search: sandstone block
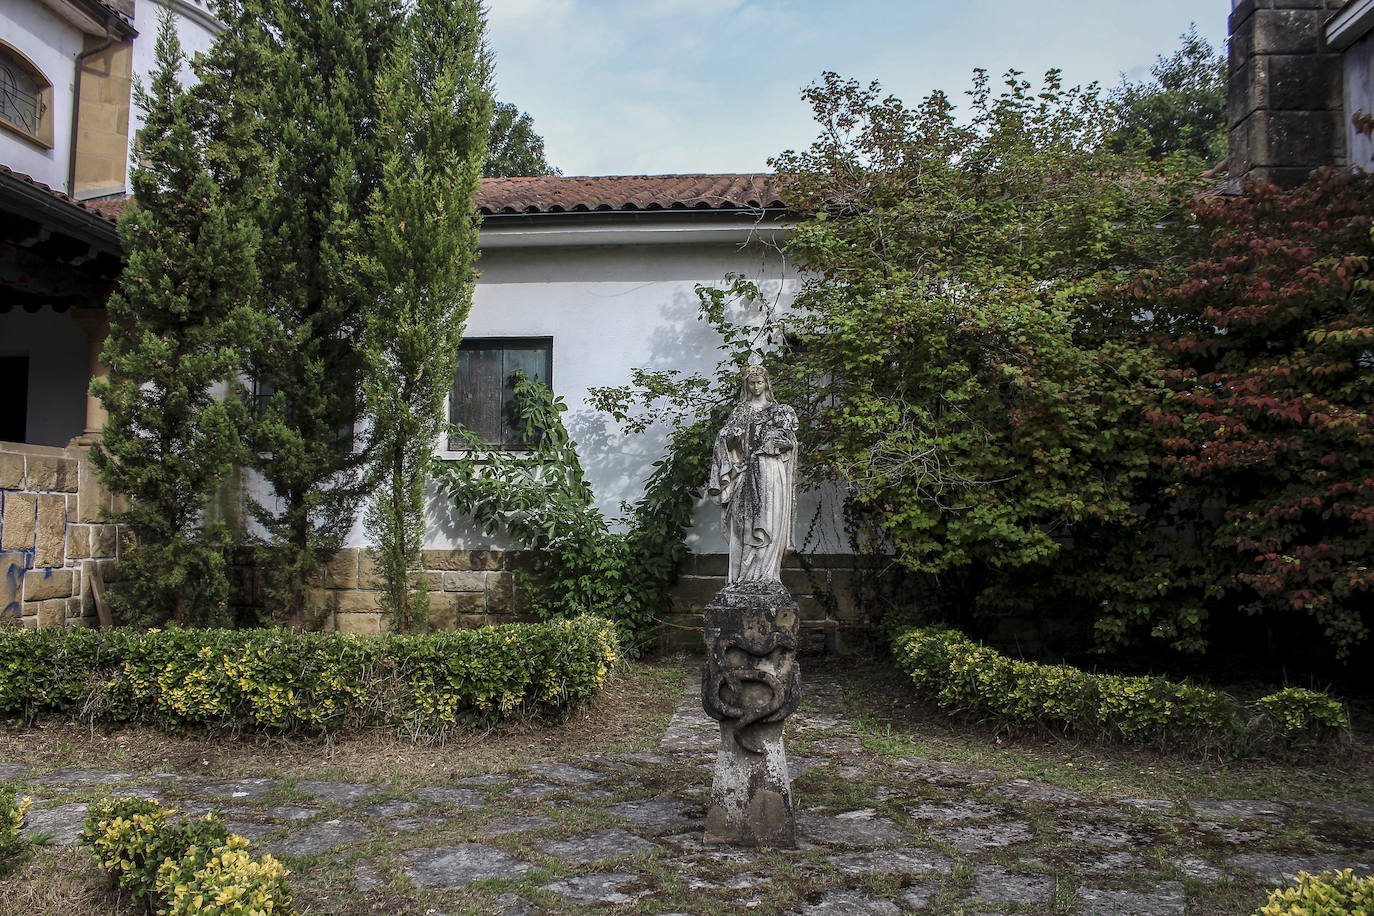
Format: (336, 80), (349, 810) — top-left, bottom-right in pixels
(91, 525), (117, 558)
(423, 549), (471, 571)
(67, 524), (91, 560)
(333, 589), (383, 613)
(76, 462), (110, 523)
(672, 575), (725, 608)
(34, 494), (67, 568)
(25, 568), (74, 601)
(470, 550), (503, 571)
(54, 459), (79, 493)
(0, 551), (24, 620)
(1, 493), (36, 550)
(0, 453), (24, 489)
(442, 570), (486, 592)
(423, 570), (443, 591)
(695, 554), (729, 577)
(486, 574), (513, 615)
(26, 457), (61, 490)
(358, 552), (382, 589)
(427, 593), (460, 630)
(780, 567), (819, 596)
(324, 549), (359, 589)
(335, 612), (380, 636)
(797, 595), (828, 622)
(458, 614), (488, 629)
(37, 599), (66, 628)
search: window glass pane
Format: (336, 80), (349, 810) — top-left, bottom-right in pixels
(0, 56), (41, 136)
(500, 346), (551, 448)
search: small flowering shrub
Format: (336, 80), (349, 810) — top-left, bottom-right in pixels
(1255, 869), (1374, 915)
(892, 626), (1346, 754)
(83, 797), (292, 915)
(0, 616), (618, 738)
(0, 787), (34, 865)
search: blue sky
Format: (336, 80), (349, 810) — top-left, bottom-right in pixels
(484, 0), (1231, 176)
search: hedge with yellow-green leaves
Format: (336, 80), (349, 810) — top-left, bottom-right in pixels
(891, 626), (1348, 754)
(0, 616), (618, 737)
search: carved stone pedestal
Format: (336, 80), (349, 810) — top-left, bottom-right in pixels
(701, 580), (801, 847)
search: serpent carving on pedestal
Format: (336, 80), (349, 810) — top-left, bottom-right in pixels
(702, 620), (800, 754)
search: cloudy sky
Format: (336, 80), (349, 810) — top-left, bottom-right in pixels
(484, 0), (1231, 177)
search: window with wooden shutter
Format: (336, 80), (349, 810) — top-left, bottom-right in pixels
(448, 338), (552, 449)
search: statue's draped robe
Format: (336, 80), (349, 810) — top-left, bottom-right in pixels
(708, 402), (799, 582)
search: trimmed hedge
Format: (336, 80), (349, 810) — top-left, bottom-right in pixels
(1255, 869), (1374, 915)
(83, 796), (294, 916)
(891, 626), (1349, 754)
(0, 616), (618, 737)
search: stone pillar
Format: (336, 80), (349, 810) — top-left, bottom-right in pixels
(1228, 0), (1345, 188)
(68, 308), (110, 446)
(701, 581), (801, 847)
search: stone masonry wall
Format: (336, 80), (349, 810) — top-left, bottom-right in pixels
(660, 553), (886, 656)
(0, 441), (121, 628)
(1228, 0), (1346, 187)
(242, 547), (882, 654)
(230, 548), (536, 637)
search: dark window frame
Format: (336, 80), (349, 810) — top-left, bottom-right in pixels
(447, 337), (553, 451)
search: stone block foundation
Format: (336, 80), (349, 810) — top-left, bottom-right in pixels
(0, 441), (117, 628)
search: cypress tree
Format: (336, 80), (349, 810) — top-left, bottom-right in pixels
(236, 0), (404, 626)
(91, 10), (259, 626)
(361, 0), (492, 630)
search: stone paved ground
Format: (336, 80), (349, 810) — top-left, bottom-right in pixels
(6, 670), (1373, 915)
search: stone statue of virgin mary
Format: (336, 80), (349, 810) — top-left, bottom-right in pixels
(707, 365), (798, 584)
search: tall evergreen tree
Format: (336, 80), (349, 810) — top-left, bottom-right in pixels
(92, 10), (259, 626)
(485, 101), (558, 177)
(362, 0), (492, 630)
(233, 0), (405, 626)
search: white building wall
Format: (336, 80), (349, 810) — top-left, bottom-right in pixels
(0, 1), (83, 189)
(332, 225), (851, 557)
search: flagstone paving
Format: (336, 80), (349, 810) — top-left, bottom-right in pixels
(6, 671), (1373, 914)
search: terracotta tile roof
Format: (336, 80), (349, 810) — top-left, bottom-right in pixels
(0, 165), (120, 225)
(475, 174), (786, 215)
(87, 196), (131, 220)
(21, 174), (785, 228)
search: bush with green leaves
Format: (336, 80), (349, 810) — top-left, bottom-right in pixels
(1255, 869), (1373, 916)
(0, 788), (33, 866)
(892, 626), (1347, 754)
(82, 796), (293, 916)
(1251, 687), (1351, 745)
(0, 617), (618, 737)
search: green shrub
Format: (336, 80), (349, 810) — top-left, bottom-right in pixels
(0, 616), (619, 738)
(0, 787), (33, 865)
(156, 833), (294, 916)
(891, 626), (1345, 754)
(1252, 687), (1351, 745)
(1255, 869), (1374, 915)
(83, 796), (293, 915)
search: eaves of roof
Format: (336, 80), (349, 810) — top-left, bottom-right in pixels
(0, 165), (122, 256)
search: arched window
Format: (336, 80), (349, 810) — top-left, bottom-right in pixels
(0, 42), (54, 149)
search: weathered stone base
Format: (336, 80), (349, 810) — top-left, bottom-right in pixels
(702, 581), (800, 847)
(704, 720), (795, 847)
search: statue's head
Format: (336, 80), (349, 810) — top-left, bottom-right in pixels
(738, 364), (775, 403)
